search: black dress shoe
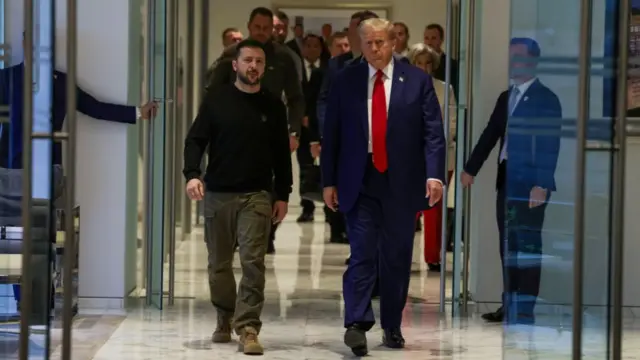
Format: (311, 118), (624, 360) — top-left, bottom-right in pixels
(427, 263), (441, 272)
(344, 325), (368, 356)
(481, 306), (504, 322)
(382, 328), (405, 349)
(296, 212), (315, 223)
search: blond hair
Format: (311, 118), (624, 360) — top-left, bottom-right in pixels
(358, 18), (395, 39)
(406, 43), (441, 70)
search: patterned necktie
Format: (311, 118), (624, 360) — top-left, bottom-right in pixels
(372, 70), (388, 172)
(500, 86), (520, 162)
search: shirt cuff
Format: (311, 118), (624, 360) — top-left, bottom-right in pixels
(427, 178), (443, 185)
(136, 107), (142, 120)
(309, 141), (320, 145)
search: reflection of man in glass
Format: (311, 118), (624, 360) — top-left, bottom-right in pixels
(460, 37), (562, 324)
(0, 32), (157, 168)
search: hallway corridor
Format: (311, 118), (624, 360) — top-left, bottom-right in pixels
(50, 210), (640, 359)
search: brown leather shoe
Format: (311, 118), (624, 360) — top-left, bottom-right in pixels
(238, 326), (264, 355)
(211, 313), (232, 343)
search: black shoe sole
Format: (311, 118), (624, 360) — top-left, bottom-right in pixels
(344, 329), (368, 356)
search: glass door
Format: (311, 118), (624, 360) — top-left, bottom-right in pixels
(12, 0), (60, 358)
(143, 0), (177, 309)
(449, 0), (477, 317)
(502, 0), (622, 358)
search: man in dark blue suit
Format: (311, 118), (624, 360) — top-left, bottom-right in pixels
(0, 63), (157, 168)
(461, 37), (562, 324)
(321, 18), (446, 355)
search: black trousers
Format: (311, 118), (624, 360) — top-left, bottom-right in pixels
(296, 128), (316, 214)
(496, 161), (547, 317)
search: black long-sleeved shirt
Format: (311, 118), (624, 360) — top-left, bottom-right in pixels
(183, 84), (293, 202)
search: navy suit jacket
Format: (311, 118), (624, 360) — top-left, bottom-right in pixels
(464, 79), (562, 191)
(0, 63), (137, 168)
(321, 59), (446, 213)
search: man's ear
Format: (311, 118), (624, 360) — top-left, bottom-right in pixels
(232, 59), (238, 72)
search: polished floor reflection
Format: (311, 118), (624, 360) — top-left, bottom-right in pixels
(14, 209), (640, 359)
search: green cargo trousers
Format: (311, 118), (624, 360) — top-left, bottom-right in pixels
(204, 191), (272, 334)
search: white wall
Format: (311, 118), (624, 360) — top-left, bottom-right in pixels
(57, 0), (133, 309)
(469, 0), (640, 313)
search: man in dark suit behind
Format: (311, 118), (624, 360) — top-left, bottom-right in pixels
(424, 23), (459, 94)
(316, 10), (379, 248)
(321, 18), (446, 355)
(296, 33), (326, 222)
(461, 37), (562, 325)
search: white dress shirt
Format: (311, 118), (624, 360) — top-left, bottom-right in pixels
(499, 77), (537, 162)
(303, 58), (321, 81)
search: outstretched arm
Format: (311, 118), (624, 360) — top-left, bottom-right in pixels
(54, 71), (139, 124)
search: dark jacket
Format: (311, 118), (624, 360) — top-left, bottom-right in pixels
(204, 41), (305, 135)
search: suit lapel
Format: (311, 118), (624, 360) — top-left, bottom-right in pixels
(388, 59), (405, 130)
(355, 62), (369, 137)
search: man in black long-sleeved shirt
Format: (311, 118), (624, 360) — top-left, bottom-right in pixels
(183, 39), (292, 356)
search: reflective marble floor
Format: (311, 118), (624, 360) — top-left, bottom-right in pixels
(14, 209), (640, 359)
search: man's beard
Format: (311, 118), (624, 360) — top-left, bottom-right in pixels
(237, 71), (261, 86)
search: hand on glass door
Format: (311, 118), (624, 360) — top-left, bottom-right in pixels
(139, 101), (159, 120)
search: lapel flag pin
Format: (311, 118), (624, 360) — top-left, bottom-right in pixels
(524, 96), (529, 101)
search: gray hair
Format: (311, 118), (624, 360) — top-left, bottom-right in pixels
(358, 18), (395, 39)
(406, 43), (440, 70)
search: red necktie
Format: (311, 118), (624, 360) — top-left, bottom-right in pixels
(372, 70), (388, 172)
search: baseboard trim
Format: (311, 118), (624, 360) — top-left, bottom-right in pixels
(78, 297), (126, 315)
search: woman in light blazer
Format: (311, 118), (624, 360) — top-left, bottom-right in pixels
(407, 43), (457, 271)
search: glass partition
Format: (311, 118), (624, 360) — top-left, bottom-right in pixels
(503, 0), (619, 358)
(0, 0), (57, 358)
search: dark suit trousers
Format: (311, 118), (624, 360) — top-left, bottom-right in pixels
(496, 161), (546, 319)
(343, 158), (415, 330)
(296, 127), (315, 214)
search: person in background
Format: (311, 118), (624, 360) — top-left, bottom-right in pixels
(321, 23), (333, 41)
(222, 27), (243, 48)
(423, 23), (459, 93)
(183, 39), (292, 355)
(287, 23), (305, 57)
(461, 37), (561, 324)
(321, 18), (446, 355)
(273, 11), (303, 82)
(393, 22), (410, 57)
(328, 31), (350, 58)
(407, 43), (457, 272)
(296, 33), (326, 223)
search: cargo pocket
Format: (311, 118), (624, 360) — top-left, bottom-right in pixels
(237, 192), (272, 250)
